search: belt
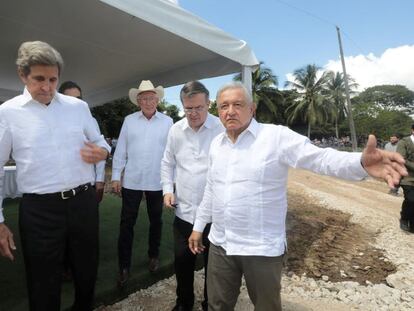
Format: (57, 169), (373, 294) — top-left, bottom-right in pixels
(24, 183), (92, 200)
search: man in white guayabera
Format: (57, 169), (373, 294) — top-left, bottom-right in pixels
(112, 80), (173, 286)
(188, 81), (407, 311)
(161, 81), (223, 311)
(0, 41), (110, 311)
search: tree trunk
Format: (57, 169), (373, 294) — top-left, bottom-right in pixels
(335, 117), (339, 139)
(307, 122), (311, 138)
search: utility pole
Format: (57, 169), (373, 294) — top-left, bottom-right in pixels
(336, 26), (357, 151)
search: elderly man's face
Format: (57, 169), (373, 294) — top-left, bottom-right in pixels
(217, 88), (254, 137)
(183, 93), (209, 131)
(137, 91), (158, 117)
(19, 65), (59, 104)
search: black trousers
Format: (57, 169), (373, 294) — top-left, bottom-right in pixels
(63, 186), (98, 275)
(118, 188), (163, 270)
(401, 185), (414, 221)
(19, 187), (99, 311)
(173, 216), (210, 309)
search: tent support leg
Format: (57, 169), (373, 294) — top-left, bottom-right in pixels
(241, 66), (253, 96)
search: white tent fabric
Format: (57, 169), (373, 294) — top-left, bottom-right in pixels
(0, 0), (258, 107)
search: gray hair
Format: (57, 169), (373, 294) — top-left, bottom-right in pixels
(216, 81), (253, 106)
(16, 41), (64, 76)
(180, 80), (209, 103)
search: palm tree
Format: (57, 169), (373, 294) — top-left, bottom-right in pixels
(285, 64), (330, 138)
(234, 62), (284, 123)
(324, 71), (358, 138)
(158, 99), (182, 123)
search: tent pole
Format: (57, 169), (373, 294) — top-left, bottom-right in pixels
(241, 66), (253, 95)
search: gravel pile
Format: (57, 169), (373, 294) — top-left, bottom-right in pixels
(98, 270), (414, 311)
(282, 273), (414, 311)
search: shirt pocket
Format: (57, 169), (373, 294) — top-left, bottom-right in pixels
(65, 126), (85, 149)
(13, 124), (50, 151)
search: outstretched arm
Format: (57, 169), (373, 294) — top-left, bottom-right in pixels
(361, 135), (407, 188)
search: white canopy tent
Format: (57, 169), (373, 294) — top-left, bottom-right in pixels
(0, 0), (258, 107)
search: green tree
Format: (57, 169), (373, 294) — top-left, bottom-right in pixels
(324, 71), (358, 138)
(91, 97), (137, 138)
(349, 102), (412, 141)
(209, 100), (218, 117)
(285, 64), (330, 137)
(233, 62), (284, 123)
(158, 99), (182, 122)
(163, 103), (182, 123)
(354, 85), (414, 114)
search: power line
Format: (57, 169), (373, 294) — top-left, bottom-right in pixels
(340, 29), (369, 57)
(274, 0), (335, 27)
(274, 0), (369, 57)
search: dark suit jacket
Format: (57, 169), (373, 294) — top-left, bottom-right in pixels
(397, 136), (414, 186)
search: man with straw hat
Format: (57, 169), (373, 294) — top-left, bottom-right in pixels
(112, 80), (173, 287)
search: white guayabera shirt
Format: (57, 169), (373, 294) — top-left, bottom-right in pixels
(112, 111), (173, 191)
(91, 117), (106, 183)
(0, 89), (111, 222)
(160, 113), (224, 224)
(193, 119), (368, 257)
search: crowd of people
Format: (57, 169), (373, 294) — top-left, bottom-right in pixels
(0, 41), (410, 311)
(311, 136), (352, 148)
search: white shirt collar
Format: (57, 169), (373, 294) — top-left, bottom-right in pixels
(137, 110), (161, 120)
(220, 118), (258, 144)
(21, 87), (59, 107)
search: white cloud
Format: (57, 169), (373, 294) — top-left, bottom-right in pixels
(165, 0), (179, 5)
(324, 45), (414, 92)
(284, 45), (414, 92)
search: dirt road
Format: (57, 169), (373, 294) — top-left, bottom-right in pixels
(282, 169), (414, 311)
(288, 168), (402, 229)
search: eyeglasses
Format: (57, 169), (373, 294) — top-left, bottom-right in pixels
(138, 96), (157, 103)
(183, 106), (205, 114)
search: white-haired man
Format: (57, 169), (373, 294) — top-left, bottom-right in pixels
(0, 41), (110, 310)
(189, 82), (407, 311)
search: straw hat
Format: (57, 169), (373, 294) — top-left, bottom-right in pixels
(128, 80), (164, 105)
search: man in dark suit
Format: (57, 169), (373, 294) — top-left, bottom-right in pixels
(397, 124), (414, 233)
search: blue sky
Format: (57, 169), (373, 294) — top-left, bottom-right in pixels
(164, 0), (414, 108)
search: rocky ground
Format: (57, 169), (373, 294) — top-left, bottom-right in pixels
(97, 169), (414, 310)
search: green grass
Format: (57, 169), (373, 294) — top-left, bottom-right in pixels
(0, 194), (176, 310)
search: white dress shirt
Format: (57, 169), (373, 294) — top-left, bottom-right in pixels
(91, 117), (106, 183)
(161, 114), (224, 224)
(0, 89), (111, 222)
(384, 142), (397, 152)
(112, 111), (173, 191)
(193, 119), (368, 257)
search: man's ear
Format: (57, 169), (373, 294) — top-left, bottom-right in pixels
(251, 102), (257, 115)
(17, 69), (27, 84)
